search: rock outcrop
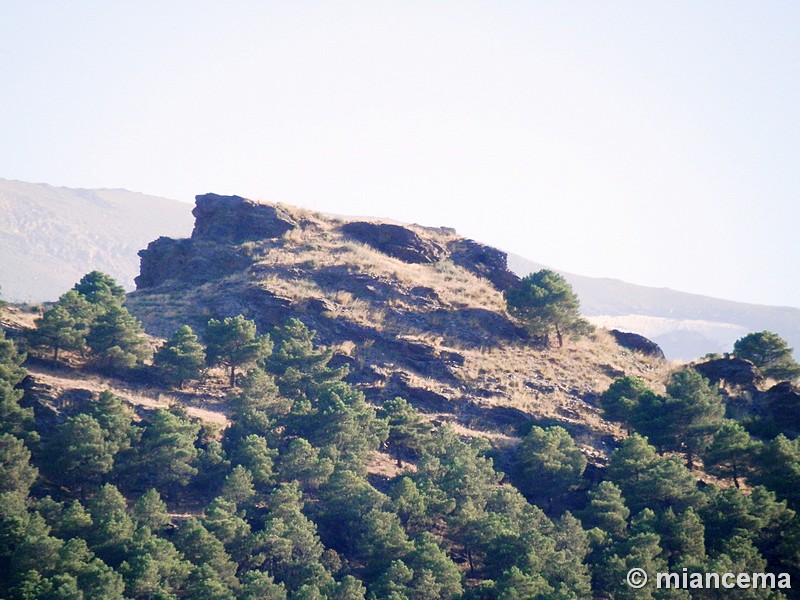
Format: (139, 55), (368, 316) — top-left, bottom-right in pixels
(758, 382), (800, 432)
(340, 222), (445, 264)
(135, 237), (252, 289)
(192, 193), (297, 243)
(136, 194), (298, 289)
(609, 329), (665, 359)
(448, 239), (519, 290)
(693, 357), (762, 389)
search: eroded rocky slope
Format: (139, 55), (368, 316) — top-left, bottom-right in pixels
(128, 193), (670, 452)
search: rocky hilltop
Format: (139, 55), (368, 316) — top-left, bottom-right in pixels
(128, 193), (668, 448)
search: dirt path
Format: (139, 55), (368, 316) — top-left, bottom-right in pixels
(27, 365), (229, 427)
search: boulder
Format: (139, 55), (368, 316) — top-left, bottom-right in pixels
(610, 329), (665, 360)
(340, 222), (444, 264)
(694, 357), (762, 389)
(192, 193), (297, 243)
(447, 239), (520, 290)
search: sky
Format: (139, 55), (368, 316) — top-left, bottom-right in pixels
(2, 2), (799, 308)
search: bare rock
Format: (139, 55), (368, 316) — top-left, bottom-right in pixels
(135, 237), (252, 289)
(192, 193), (297, 243)
(340, 222), (445, 264)
(386, 372), (451, 413)
(447, 239), (520, 290)
(694, 357), (762, 389)
(610, 329), (665, 360)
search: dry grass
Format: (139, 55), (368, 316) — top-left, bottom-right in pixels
(122, 205), (680, 453)
(26, 364), (228, 426)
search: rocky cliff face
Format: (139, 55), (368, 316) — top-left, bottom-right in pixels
(136, 194), (298, 289)
(191, 193), (298, 243)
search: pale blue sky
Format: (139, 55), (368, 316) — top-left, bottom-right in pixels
(2, 2), (799, 308)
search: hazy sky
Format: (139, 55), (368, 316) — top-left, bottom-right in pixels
(2, 2), (799, 308)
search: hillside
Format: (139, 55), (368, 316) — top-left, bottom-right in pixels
(3, 193), (799, 599)
(4, 179), (798, 362)
(0, 179), (193, 302)
(125, 193), (668, 450)
(508, 254), (800, 361)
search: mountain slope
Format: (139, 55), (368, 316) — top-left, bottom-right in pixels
(3, 178), (798, 362)
(126, 193), (670, 450)
(508, 254), (800, 360)
(0, 179), (193, 302)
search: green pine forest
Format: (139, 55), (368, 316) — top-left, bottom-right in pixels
(1, 270), (799, 599)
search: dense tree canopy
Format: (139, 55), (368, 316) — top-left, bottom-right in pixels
(6, 289), (800, 599)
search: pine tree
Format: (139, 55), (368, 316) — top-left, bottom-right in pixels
(516, 425), (587, 511)
(734, 330), (800, 381)
(174, 519), (239, 589)
(72, 271), (126, 306)
(154, 325), (206, 388)
(751, 434), (800, 509)
(33, 290), (93, 362)
(132, 489), (170, 531)
(267, 318), (347, 399)
(599, 376), (660, 434)
(0, 433), (38, 496)
(379, 396), (431, 466)
(276, 437), (334, 490)
(86, 390), (137, 455)
(662, 369), (725, 469)
(86, 303), (152, 371)
(703, 421), (758, 488)
(0, 380), (35, 439)
(503, 269), (593, 347)
(50, 414), (115, 492)
(580, 481), (630, 540)
(226, 433), (276, 489)
(86, 484), (136, 567)
(136, 409), (200, 494)
(220, 465), (256, 505)
(205, 315), (272, 387)
(0, 329), (26, 385)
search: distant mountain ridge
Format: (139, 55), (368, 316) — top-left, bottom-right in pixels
(0, 179), (193, 302)
(508, 254), (800, 360)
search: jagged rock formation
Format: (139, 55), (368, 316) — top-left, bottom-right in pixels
(136, 194), (300, 289)
(340, 221), (445, 264)
(756, 381), (800, 433)
(448, 238), (519, 291)
(609, 329), (665, 359)
(135, 237), (253, 289)
(192, 193), (298, 243)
